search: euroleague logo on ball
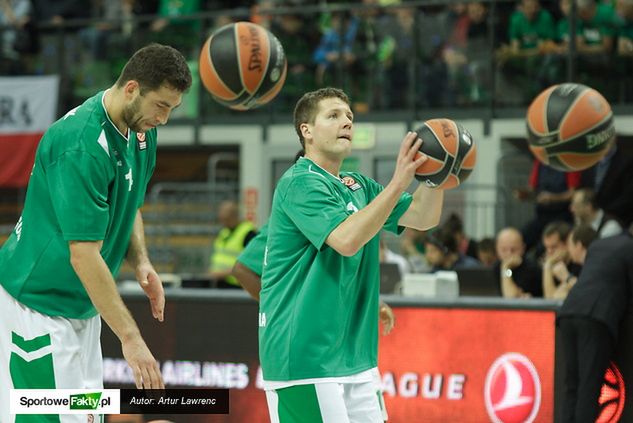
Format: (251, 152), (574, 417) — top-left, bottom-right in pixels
(484, 353), (541, 423)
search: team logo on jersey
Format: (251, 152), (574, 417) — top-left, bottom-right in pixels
(137, 132), (147, 150)
(484, 352), (541, 423)
(597, 362), (626, 423)
(341, 176), (361, 191)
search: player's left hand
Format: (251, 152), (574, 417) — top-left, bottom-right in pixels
(136, 263), (165, 322)
(379, 302), (395, 335)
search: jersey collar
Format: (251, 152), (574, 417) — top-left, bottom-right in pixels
(100, 90), (130, 143)
(299, 157), (346, 183)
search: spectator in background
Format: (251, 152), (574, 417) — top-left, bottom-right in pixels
(545, 224), (598, 299)
(442, 212), (478, 260)
(441, 2), (494, 105)
(424, 228), (481, 273)
(494, 227), (542, 298)
(149, 0), (201, 55)
(570, 188), (623, 238)
(582, 140), (633, 229)
(614, 0), (633, 99)
(557, 225), (632, 422)
(208, 200), (257, 289)
(497, 0), (558, 101)
(515, 160), (581, 254)
(269, 5), (318, 111)
(400, 228), (431, 272)
(477, 237), (497, 267)
(541, 221), (578, 299)
(0, 0), (35, 74)
(379, 237), (412, 277)
(313, 11), (359, 87)
(79, 0), (136, 61)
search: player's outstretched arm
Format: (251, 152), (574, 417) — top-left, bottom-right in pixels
(232, 262), (261, 302)
(127, 210), (164, 322)
(326, 132), (426, 257)
(70, 241), (164, 389)
(398, 184), (444, 231)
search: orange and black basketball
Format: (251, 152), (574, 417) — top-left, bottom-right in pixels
(413, 119), (477, 190)
(526, 83), (615, 171)
(199, 22), (287, 110)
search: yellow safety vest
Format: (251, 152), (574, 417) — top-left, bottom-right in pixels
(210, 221), (256, 286)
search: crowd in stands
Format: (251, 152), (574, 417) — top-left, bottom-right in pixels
(3, 0), (633, 111)
(375, 137), (632, 301)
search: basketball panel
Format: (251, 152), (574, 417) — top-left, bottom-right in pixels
(426, 119), (459, 156)
(236, 22), (270, 94)
(209, 23), (244, 94)
(546, 83), (586, 133)
(527, 85), (556, 134)
(559, 89), (612, 141)
(199, 37), (238, 100)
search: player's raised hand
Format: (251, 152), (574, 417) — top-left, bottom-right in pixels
(390, 131), (427, 192)
(136, 262), (165, 322)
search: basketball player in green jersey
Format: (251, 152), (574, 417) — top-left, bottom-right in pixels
(233, 224), (394, 422)
(0, 44), (191, 422)
(259, 87), (444, 423)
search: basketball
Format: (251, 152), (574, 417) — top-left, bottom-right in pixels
(413, 118), (477, 190)
(526, 83), (615, 171)
(199, 21), (287, 110)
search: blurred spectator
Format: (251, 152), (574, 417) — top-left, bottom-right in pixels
(477, 237), (497, 267)
(79, 0), (136, 61)
(313, 11), (359, 87)
(515, 159), (581, 254)
(0, 0), (36, 74)
(497, 0), (558, 101)
(582, 140), (633, 228)
(570, 188), (623, 237)
(541, 221), (578, 299)
(149, 0), (201, 55)
(494, 227), (542, 298)
(208, 200), (257, 289)
(269, 5), (318, 110)
(546, 224), (598, 299)
(441, 2), (495, 105)
(614, 0), (633, 99)
(442, 212), (478, 260)
(424, 228), (481, 273)
(31, 0), (89, 28)
(379, 237), (411, 276)
(400, 228), (430, 272)
(376, 4), (419, 109)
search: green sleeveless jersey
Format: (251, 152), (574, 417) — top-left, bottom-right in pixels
(259, 157), (412, 381)
(0, 91), (157, 319)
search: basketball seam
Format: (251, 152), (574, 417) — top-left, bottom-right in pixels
(425, 121), (451, 156)
(542, 87), (551, 133)
(236, 22), (270, 100)
(207, 36), (241, 100)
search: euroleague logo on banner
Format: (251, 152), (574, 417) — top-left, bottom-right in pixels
(597, 362), (625, 423)
(484, 353), (541, 423)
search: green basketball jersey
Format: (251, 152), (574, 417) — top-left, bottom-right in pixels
(0, 91), (157, 319)
(508, 9), (555, 49)
(237, 223), (268, 276)
(259, 157), (412, 381)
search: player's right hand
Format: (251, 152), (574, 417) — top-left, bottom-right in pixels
(390, 131), (426, 192)
(122, 337), (165, 389)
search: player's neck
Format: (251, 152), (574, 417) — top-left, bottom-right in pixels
(305, 152), (342, 177)
(103, 88), (129, 135)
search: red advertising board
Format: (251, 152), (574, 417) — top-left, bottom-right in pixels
(103, 299), (555, 422)
(378, 308), (555, 423)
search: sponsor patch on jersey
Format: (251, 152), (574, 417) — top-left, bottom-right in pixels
(341, 176), (362, 191)
(137, 132), (147, 150)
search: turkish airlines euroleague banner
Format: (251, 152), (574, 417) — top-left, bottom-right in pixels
(379, 308), (555, 423)
(0, 76), (59, 187)
(102, 298), (555, 422)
